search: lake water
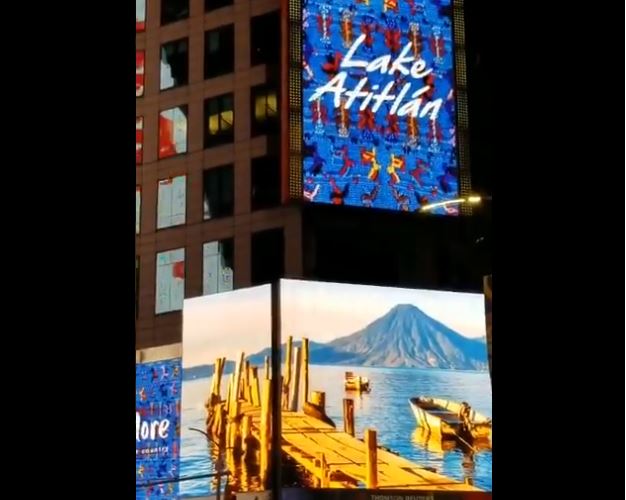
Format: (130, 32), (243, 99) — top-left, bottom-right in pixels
(180, 364), (492, 496)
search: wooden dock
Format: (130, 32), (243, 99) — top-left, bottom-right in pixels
(203, 337), (481, 493)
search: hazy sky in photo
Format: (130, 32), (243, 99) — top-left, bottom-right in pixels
(182, 285), (271, 368)
(281, 279), (486, 344)
(182, 281), (486, 368)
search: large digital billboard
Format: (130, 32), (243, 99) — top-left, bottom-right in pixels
(291, 0), (467, 215)
(279, 279), (491, 493)
(182, 286), (273, 498)
(136, 356), (182, 499)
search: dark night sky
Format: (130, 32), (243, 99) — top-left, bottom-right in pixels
(463, 1), (494, 198)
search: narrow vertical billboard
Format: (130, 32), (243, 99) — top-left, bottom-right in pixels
(289, 0), (470, 214)
(136, 357), (182, 499)
(182, 286), (273, 498)
(279, 279), (491, 493)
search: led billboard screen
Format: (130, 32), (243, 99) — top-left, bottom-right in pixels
(182, 286), (273, 498)
(136, 357), (182, 499)
(295, 0), (463, 215)
(279, 279), (491, 492)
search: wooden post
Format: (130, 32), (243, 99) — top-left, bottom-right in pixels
(233, 352), (245, 407)
(216, 358), (225, 399)
(311, 391), (325, 411)
(260, 378), (272, 486)
(343, 398), (355, 436)
(318, 452), (329, 487)
(264, 356), (270, 380)
(242, 415), (252, 453)
(365, 429), (378, 489)
(289, 347), (302, 412)
(251, 367), (260, 407)
(282, 336), (293, 409)
(225, 375), (233, 416)
(302, 338), (309, 404)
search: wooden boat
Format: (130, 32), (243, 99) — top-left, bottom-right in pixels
(344, 371), (371, 392)
(409, 397), (491, 440)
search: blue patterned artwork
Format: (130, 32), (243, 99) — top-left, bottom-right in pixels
(302, 0), (459, 214)
(136, 358), (182, 499)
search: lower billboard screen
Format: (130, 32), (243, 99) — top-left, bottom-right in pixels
(136, 357), (183, 499)
(176, 280), (491, 497)
(279, 279), (491, 493)
(182, 286), (273, 498)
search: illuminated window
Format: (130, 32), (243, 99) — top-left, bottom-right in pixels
(159, 106), (188, 159)
(251, 85), (278, 136)
(250, 11), (280, 66)
(204, 94), (234, 148)
(205, 0), (232, 12)
(203, 239), (234, 295)
(251, 155), (281, 211)
(161, 38), (188, 91)
(136, 117), (143, 165)
(157, 175), (186, 229)
(203, 165), (234, 220)
(251, 228), (284, 285)
(136, 51), (145, 97)
(161, 0), (188, 25)
(136, 186), (141, 235)
(204, 25), (234, 79)
(155, 248), (185, 314)
(136, 0), (146, 32)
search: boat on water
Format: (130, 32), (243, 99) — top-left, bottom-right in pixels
(344, 371), (371, 392)
(409, 397), (491, 441)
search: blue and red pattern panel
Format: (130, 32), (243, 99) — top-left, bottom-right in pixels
(302, 0), (459, 215)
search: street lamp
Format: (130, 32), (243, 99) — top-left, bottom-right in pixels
(420, 195), (492, 213)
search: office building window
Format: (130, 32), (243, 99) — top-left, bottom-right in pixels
(159, 106), (188, 159)
(204, 25), (234, 79)
(203, 239), (234, 295)
(161, 0), (188, 25)
(155, 248), (185, 314)
(251, 155), (281, 211)
(136, 51), (145, 97)
(204, 94), (234, 148)
(203, 165), (234, 220)
(161, 38), (188, 91)
(157, 175), (186, 229)
(251, 85), (278, 137)
(250, 11), (280, 66)
(135, 257), (140, 317)
(136, 186), (141, 235)
(136, 0), (146, 32)
(136, 117), (144, 165)
(205, 0), (232, 12)
(251, 228), (284, 285)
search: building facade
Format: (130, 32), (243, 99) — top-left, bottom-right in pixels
(136, 0), (483, 350)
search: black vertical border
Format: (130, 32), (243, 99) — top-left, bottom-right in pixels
(271, 280), (283, 497)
